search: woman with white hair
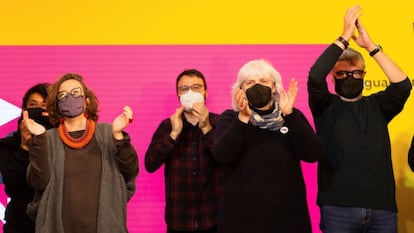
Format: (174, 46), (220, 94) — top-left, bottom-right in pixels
(213, 59), (322, 233)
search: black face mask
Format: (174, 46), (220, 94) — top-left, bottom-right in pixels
(334, 76), (364, 99)
(26, 107), (53, 129)
(245, 84), (272, 109)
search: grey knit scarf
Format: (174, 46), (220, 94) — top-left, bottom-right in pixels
(249, 94), (285, 131)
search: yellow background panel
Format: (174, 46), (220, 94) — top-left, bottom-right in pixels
(1, 0), (414, 232)
(0, 1), (412, 45)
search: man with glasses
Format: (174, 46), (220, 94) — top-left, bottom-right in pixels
(307, 6), (412, 233)
(145, 69), (222, 233)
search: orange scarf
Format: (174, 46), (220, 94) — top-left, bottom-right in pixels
(58, 119), (96, 149)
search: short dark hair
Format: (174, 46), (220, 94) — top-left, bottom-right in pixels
(17, 83), (50, 131)
(22, 83), (50, 109)
(175, 69), (207, 93)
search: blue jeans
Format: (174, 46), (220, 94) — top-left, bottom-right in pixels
(320, 205), (397, 233)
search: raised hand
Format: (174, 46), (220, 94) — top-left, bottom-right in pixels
(192, 103), (211, 134)
(169, 106), (185, 140)
(278, 78), (298, 116)
(19, 119), (33, 151)
(233, 88), (251, 123)
(112, 106), (133, 139)
(22, 110), (46, 136)
(342, 5), (362, 40)
(353, 18), (375, 50)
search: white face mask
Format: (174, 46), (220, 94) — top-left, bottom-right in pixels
(179, 90), (204, 111)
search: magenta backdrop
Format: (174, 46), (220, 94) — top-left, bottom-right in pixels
(0, 45), (327, 232)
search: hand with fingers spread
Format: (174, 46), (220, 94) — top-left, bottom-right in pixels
(278, 78), (298, 116)
(112, 105), (133, 139)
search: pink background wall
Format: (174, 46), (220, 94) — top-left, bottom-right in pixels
(0, 44), (327, 232)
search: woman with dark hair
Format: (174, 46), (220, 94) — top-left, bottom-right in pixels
(0, 83), (51, 233)
(23, 73), (139, 233)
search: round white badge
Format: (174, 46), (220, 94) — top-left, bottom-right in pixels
(280, 126), (289, 134)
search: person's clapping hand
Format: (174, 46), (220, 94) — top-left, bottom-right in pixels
(22, 110), (46, 136)
(341, 5), (361, 40)
(169, 106), (185, 140)
(234, 88), (251, 124)
(192, 103), (211, 134)
(342, 6), (375, 50)
(19, 118), (33, 151)
(112, 106), (133, 140)
(353, 17), (375, 50)
(278, 78), (298, 116)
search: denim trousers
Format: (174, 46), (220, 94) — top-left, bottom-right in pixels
(320, 205), (397, 233)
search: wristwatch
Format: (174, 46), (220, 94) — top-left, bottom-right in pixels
(369, 45), (382, 57)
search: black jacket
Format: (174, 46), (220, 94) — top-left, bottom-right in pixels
(213, 109), (321, 233)
(0, 132), (35, 233)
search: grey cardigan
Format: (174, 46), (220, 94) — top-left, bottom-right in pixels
(27, 123), (137, 233)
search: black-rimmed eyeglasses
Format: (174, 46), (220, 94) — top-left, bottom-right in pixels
(57, 87), (83, 101)
(177, 84), (204, 94)
(334, 70), (366, 79)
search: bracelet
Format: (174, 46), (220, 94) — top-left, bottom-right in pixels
(369, 45), (382, 57)
(337, 36), (349, 49)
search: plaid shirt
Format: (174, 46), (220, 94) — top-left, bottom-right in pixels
(145, 113), (222, 231)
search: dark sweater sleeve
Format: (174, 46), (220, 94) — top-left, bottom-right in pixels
(377, 77), (412, 122)
(3, 146), (30, 197)
(307, 43), (343, 117)
(283, 109), (323, 162)
(409, 136), (414, 172)
(27, 133), (51, 190)
(212, 110), (247, 165)
(144, 119), (176, 173)
(114, 132), (139, 182)
(200, 113), (218, 156)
